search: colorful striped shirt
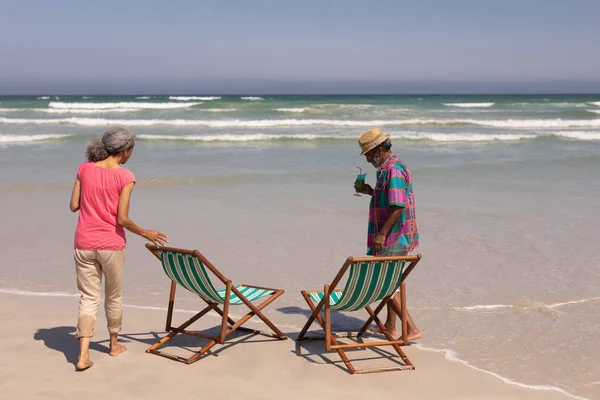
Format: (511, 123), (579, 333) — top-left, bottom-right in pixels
(367, 153), (419, 255)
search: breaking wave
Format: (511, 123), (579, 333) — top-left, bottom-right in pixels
(0, 133), (74, 143)
(198, 108), (239, 112)
(443, 102), (495, 108)
(395, 132), (536, 142)
(274, 108), (306, 112)
(2, 130), (599, 145)
(137, 133), (333, 142)
(3, 116), (600, 129)
(552, 131), (600, 140)
(169, 96), (222, 101)
(47, 102), (202, 110)
(43, 108), (141, 114)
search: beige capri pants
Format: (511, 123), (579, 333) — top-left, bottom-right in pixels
(74, 249), (125, 339)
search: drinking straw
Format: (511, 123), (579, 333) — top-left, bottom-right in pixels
(356, 166), (363, 174)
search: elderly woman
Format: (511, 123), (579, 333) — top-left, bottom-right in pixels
(69, 126), (168, 371)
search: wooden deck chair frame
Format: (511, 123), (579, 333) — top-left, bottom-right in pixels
(297, 254), (422, 374)
(145, 244), (287, 364)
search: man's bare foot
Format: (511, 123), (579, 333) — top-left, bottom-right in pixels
(406, 331), (422, 341)
(75, 359), (94, 371)
(109, 343), (127, 357)
(368, 326), (398, 338)
(368, 327), (422, 341)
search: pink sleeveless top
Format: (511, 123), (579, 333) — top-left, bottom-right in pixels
(74, 162), (136, 250)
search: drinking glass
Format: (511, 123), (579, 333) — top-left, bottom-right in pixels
(354, 170), (366, 197)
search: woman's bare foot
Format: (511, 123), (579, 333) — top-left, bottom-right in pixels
(77, 337), (93, 371)
(75, 359), (94, 371)
(109, 343), (127, 357)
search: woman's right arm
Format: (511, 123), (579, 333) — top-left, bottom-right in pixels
(117, 182), (168, 246)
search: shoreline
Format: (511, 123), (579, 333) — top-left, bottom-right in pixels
(0, 290), (584, 400)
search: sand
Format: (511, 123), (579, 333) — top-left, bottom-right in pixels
(0, 292), (574, 400)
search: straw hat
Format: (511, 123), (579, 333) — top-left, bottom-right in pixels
(358, 128), (390, 156)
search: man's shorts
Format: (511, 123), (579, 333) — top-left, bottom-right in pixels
(379, 244), (408, 293)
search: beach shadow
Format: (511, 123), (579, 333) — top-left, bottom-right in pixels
(278, 306), (406, 373)
(108, 328), (280, 361)
(277, 305), (369, 332)
(33, 326), (110, 366)
(292, 337), (400, 373)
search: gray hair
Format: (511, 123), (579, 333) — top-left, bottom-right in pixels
(378, 138), (392, 152)
(86, 126), (136, 162)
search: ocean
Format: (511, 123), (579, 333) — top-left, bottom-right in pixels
(1, 94), (599, 399)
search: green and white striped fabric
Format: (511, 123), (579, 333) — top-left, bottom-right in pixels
(308, 260), (406, 311)
(216, 285), (274, 305)
(158, 250), (274, 305)
(307, 291), (344, 306)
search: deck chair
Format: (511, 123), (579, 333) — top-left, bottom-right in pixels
(145, 244), (287, 364)
(297, 254), (422, 374)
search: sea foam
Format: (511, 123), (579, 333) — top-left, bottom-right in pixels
(138, 132), (546, 143)
(416, 296), (600, 312)
(443, 102), (495, 108)
(414, 344), (590, 400)
(0, 287), (281, 327)
(43, 108), (141, 114)
(0, 288), (78, 297)
(552, 131), (600, 140)
(198, 108), (239, 112)
(508, 102), (589, 108)
(274, 108), (306, 112)
(547, 296), (600, 308)
(3, 116), (600, 129)
(169, 96), (222, 101)
(47, 102), (202, 110)
(137, 133), (332, 142)
(0, 133), (73, 143)
(395, 132), (536, 142)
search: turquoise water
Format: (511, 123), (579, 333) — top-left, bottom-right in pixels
(1, 94), (600, 144)
(1, 94), (600, 186)
(1, 94), (599, 399)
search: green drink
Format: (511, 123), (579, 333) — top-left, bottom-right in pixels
(354, 167), (366, 196)
(354, 173), (366, 191)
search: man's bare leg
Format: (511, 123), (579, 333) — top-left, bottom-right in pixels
(109, 332), (127, 356)
(372, 292), (421, 341)
(76, 337), (94, 371)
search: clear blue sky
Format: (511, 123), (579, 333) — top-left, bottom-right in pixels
(1, 0), (599, 94)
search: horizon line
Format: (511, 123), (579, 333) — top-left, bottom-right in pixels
(1, 92), (600, 96)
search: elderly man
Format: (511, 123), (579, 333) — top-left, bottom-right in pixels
(355, 127), (421, 341)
